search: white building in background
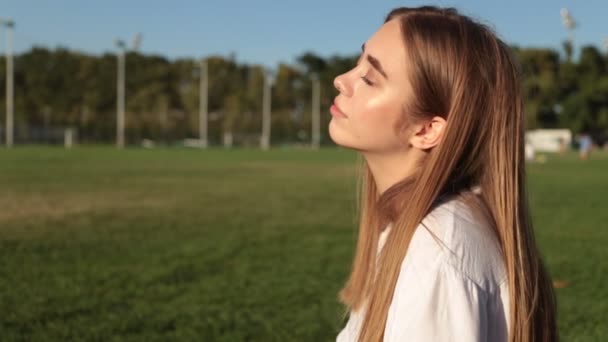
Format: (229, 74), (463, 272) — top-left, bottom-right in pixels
(525, 129), (572, 153)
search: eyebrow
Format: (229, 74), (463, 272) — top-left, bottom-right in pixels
(361, 43), (388, 80)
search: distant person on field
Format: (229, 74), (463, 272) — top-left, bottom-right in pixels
(578, 133), (592, 160)
(329, 6), (557, 342)
(557, 136), (567, 154)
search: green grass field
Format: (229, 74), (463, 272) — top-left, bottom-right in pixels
(0, 146), (606, 341)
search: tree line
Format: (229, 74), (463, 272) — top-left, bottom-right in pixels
(1, 44), (607, 146)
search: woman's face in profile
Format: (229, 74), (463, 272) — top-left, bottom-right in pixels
(329, 19), (413, 154)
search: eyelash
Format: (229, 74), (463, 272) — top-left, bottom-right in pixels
(355, 56), (374, 86)
(361, 76), (374, 86)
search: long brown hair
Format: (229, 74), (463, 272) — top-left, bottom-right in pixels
(339, 6), (558, 342)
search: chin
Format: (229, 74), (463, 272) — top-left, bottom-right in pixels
(328, 119), (345, 146)
(329, 120), (357, 150)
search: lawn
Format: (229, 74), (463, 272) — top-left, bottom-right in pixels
(0, 146), (606, 341)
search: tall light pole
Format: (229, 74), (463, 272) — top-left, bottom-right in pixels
(115, 39), (126, 148)
(114, 33), (141, 149)
(1, 18), (14, 147)
(311, 73), (321, 149)
(261, 70), (274, 150)
(603, 37), (608, 54)
(199, 58), (208, 148)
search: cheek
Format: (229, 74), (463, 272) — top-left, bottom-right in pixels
(329, 87), (408, 153)
(355, 92), (403, 138)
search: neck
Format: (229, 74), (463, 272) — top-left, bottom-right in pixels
(362, 149), (422, 195)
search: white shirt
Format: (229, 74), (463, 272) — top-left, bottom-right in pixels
(336, 197), (509, 342)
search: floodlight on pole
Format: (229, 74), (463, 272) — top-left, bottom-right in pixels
(132, 32), (142, 51)
(560, 8), (576, 47)
(0, 18), (15, 147)
(310, 73), (321, 149)
(560, 8), (576, 29)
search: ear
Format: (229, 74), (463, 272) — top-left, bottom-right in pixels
(409, 116), (447, 150)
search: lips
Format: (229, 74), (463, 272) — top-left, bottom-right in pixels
(330, 101), (348, 118)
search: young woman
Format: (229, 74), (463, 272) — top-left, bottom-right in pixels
(330, 6), (558, 342)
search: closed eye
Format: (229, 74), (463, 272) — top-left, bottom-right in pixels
(361, 76), (374, 86)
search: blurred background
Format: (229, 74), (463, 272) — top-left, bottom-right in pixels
(0, 0), (607, 341)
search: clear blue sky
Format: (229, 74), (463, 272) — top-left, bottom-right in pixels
(2, 0), (607, 67)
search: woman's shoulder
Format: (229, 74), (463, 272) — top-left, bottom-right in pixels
(404, 196), (507, 293)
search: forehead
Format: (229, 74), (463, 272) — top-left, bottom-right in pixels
(364, 19), (407, 81)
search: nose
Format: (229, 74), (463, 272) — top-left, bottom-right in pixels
(334, 73), (352, 97)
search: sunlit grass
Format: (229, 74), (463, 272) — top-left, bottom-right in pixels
(0, 146), (606, 341)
